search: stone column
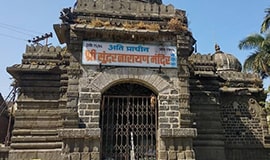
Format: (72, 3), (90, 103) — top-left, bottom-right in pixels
(59, 128), (101, 160)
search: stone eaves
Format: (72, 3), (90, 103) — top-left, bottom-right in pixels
(6, 64), (60, 80)
(70, 23), (175, 33)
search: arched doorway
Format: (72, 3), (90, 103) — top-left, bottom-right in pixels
(100, 82), (157, 160)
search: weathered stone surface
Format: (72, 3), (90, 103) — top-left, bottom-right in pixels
(81, 152), (90, 160)
(90, 151), (100, 160)
(8, 150), (62, 160)
(160, 128), (197, 138)
(58, 128), (100, 138)
(70, 152), (80, 160)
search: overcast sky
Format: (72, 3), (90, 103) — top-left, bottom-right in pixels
(0, 0), (269, 97)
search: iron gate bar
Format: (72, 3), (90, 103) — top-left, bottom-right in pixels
(101, 95), (157, 160)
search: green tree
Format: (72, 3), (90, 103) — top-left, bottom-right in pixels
(261, 8), (270, 33)
(238, 33), (270, 79)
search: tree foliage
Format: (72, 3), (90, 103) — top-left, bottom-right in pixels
(238, 33), (270, 79)
(261, 8), (270, 33)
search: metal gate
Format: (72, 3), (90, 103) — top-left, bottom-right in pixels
(101, 95), (157, 160)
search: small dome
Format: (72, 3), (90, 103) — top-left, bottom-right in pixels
(212, 44), (242, 72)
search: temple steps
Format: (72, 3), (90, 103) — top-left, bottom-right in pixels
(14, 120), (63, 129)
(12, 129), (58, 136)
(11, 108), (64, 150)
(11, 128), (62, 150)
(10, 106), (78, 151)
(10, 142), (62, 149)
(11, 135), (61, 143)
(13, 109), (78, 129)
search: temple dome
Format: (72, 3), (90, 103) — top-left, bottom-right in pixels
(212, 44), (242, 72)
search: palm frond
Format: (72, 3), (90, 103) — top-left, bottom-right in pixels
(261, 8), (270, 33)
(238, 34), (265, 50)
(261, 20), (270, 33)
(243, 53), (257, 72)
(243, 51), (270, 79)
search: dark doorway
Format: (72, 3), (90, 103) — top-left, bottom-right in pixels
(101, 83), (157, 160)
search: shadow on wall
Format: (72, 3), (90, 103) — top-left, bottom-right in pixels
(220, 95), (269, 160)
(0, 93), (8, 145)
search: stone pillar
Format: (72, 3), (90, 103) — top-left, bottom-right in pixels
(157, 128), (197, 160)
(58, 128), (101, 160)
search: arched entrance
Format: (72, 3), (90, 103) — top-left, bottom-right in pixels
(100, 82), (157, 160)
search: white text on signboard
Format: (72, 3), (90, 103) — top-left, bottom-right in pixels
(82, 41), (177, 68)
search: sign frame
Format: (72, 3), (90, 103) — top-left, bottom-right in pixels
(82, 41), (177, 68)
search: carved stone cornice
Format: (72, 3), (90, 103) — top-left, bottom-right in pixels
(188, 53), (216, 74)
(159, 128), (197, 138)
(58, 128), (100, 139)
(74, 0), (185, 21)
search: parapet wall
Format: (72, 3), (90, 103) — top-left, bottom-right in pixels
(75, 0), (186, 19)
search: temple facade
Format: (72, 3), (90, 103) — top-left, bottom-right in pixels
(2, 0), (270, 160)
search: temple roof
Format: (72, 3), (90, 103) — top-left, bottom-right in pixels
(188, 45), (262, 88)
(212, 44), (242, 72)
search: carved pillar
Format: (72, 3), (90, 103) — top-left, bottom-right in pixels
(59, 128), (101, 160)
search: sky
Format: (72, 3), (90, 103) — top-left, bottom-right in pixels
(0, 0), (269, 97)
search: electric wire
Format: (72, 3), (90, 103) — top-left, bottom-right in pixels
(0, 24), (35, 37)
(0, 22), (50, 42)
(0, 22), (43, 35)
(0, 32), (28, 42)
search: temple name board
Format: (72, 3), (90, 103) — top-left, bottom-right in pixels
(82, 41), (177, 68)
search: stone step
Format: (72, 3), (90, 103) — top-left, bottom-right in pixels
(11, 135), (61, 143)
(12, 129), (58, 136)
(15, 116), (61, 121)
(10, 142), (62, 149)
(16, 101), (60, 109)
(15, 109), (61, 116)
(14, 120), (62, 129)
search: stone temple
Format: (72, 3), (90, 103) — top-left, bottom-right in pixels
(1, 0), (270, 160)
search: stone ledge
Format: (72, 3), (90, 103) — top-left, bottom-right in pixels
(8, 150), (62, 160)
(0, 146), (10, 152)
(58, 128), (100, 138)
(10, 142), (62, 149)
(159, 128), (197, 138)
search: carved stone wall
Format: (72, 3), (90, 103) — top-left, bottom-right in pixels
(6, 46), (78, 160)
(190, 75), (226, 160)
(5, 0), (270, 160)
(220, 95), (269, 160)
(189, 52), (270, 160)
